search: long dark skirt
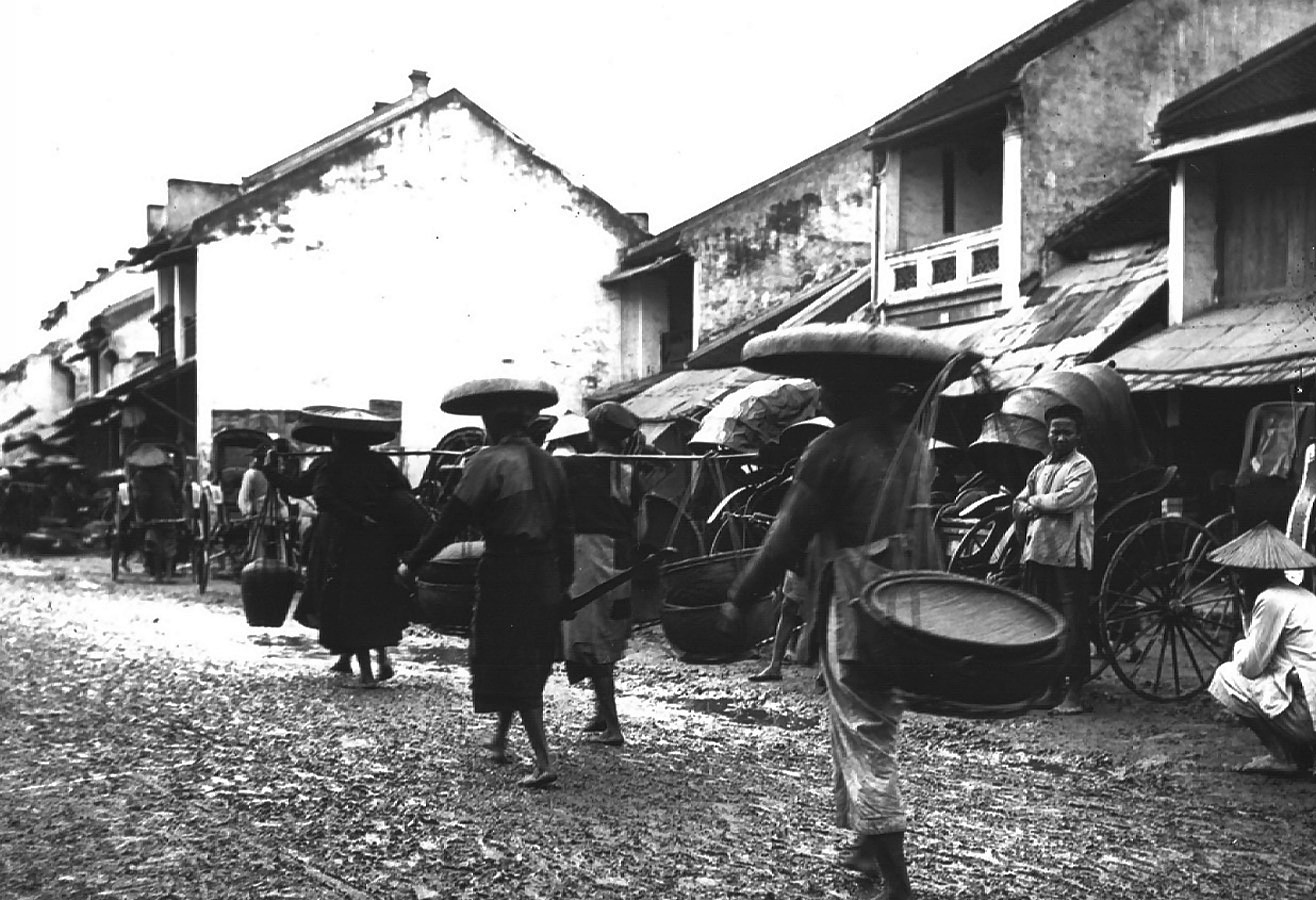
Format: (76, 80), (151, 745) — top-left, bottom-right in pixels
(293, 511), (408, 654)
(470, 549), (561, 714)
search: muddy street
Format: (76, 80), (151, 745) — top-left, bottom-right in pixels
(2, 556), (1314, 899)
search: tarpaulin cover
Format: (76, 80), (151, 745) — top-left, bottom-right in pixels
(970, 363), (1153, 487)
(688, 378), (819, 452)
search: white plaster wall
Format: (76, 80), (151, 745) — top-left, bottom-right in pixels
(194, 102), (631, 479)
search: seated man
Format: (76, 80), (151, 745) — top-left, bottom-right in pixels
(1207, 523), (1316, 775)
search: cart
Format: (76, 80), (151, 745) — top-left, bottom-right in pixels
(1207, 401), (1316, 586)
(111, 442), (194, 584)
(944, 363), (1243, 701)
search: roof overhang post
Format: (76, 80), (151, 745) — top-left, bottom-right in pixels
(999, 101), (1025, 310)
(871, 144), (899, 325)
(1167, 155), (1217, 326)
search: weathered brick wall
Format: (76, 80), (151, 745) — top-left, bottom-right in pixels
(1019, 0), (1316, 274)
(677, 133), (873, 343)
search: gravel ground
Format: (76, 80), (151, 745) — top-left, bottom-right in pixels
(2, 555), (1314, 899)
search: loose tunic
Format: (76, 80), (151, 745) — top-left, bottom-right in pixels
(265, 451), (411, 653)
(407, 437), (573, 714)
(1210, 582), (1316, 737)
(560, 454), (645, 675)
(1017, 451), (1097, 569)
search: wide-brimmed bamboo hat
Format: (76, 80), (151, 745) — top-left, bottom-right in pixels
(440, 377), (559, 417)
(291, 405), (400, 447)
(1207, 522), (1316, 571)
(741, 323), (975, 386)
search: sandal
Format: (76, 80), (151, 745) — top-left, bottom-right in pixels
(520, 769), (559, 789)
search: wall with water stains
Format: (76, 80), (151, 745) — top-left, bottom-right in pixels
(675, 133), (873, 344)
(1020, 0), (1316, 276)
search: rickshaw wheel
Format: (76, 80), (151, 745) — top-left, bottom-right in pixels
(1098, 517), (1242, 702)
(193, 493), (211, 594)
(948, 509), (1024, 591)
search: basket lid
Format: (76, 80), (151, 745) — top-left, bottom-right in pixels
(741, 324), (974, 384)
(860, 571), (1065, 651)
(291, 405), (400, 446)
(440, 377), (559, 417)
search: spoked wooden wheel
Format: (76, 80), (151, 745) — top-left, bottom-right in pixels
(1098, 517), (1242, 701)
(192, 493), (211, 594)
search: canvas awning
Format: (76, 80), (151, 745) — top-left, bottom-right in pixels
(947, 244), (1167, 395)
(1109, 295), (1316, 391)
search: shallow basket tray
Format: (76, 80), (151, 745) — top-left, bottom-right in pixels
(660, 548), (761, 609)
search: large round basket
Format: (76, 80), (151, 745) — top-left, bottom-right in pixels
(414, 541), (483, 636)
(659, 549), (776, 661)
(240, 558), (298, 627)
(854, 570), (1067, 718)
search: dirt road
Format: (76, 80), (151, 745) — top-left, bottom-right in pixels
(2, 556), (1313, 899)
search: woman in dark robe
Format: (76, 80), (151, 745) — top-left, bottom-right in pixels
(261, 407), (413, 688)
(399, 376), (573, 789)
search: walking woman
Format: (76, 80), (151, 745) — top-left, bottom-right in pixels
(260, 406), (413, 687)
(559, 401), (657, 746)
(399, 376), (573, 788)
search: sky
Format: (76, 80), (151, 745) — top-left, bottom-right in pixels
(0, 0), (1074, 364)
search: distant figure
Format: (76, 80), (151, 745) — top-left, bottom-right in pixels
(237, 456), (271, 517)
(0, 468), (21, 555)
(260, 410), (412, 688)
(1014, 403), (1097, 715)
(128, 446), (182, 583)
(1207, 523), (1316, 775)
(559, 402), (655, 746)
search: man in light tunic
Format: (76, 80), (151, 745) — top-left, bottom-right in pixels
(1207, 522), (1316, 775)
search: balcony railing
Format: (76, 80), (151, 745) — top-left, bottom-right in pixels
(881, 224), (1002, 304)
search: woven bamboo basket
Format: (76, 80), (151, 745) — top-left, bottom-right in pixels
(853, 570), (1067, 718)
(659, 549), (776, 661)
(413, 541), (483, 636)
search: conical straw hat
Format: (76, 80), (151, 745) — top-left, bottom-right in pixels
(1206, 522), (1316, 570)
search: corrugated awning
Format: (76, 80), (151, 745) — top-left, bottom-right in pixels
(1140, 109), (1316, 164)
(599, 253), (687, 287)
(1110, 295), (1316, 391)
(946, 244), (1168, 395)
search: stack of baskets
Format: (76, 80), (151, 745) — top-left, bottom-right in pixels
(414, 541), (483, 636)
(660, 548), (777, 661)
(854, 570), (1067, 718)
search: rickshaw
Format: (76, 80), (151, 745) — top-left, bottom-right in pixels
(191, 427), (308, 592)
(1207, 401), (1316, 586)
(111, 441), (194, 584)
(943, 363), (1243, 701)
